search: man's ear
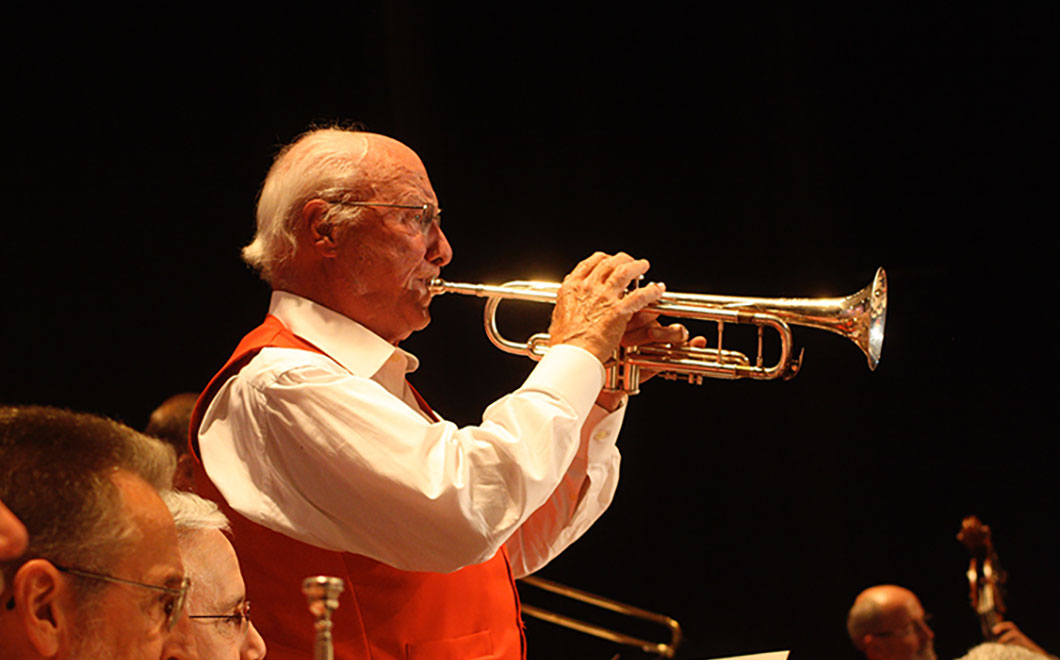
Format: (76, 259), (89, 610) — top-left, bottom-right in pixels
(13, 559), (76, 656)
(301, 199), (339, 256)
(861, 633), (883, 659)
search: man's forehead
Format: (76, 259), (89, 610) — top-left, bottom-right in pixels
(182, 528), (244, 606)
(111, 470), (184, 579)
(900, 596), (924, 617)
(881, 592), (923, 623)
(360, 136), (434, 199)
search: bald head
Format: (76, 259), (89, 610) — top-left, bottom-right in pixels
(847, 585), (936, 660)
(243, 127), (431, 286)
(848, 585), (916, 644)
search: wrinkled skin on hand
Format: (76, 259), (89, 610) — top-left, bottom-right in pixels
(548, 252), (662, 362)
(549, 252), (707, 410)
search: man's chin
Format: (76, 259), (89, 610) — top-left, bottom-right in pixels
(412, 311), (431, 334)
(390, 311), (431, 344)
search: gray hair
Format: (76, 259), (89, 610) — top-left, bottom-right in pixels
(0, 406), (176, 599)
(957, 643), (1050, 660)
(161, 490), (230, 540)
(847, 595), (883, 649)
(242, 126), (372, 285)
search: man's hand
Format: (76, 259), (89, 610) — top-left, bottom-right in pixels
(993, 621), (1053, 657)
(548, 252), (664, 363)
(549, 253), (707, 411)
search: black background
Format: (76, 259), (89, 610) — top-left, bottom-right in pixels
(3, 5), (1057, 659)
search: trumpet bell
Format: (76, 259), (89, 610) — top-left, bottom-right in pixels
(866, 267), (888, 369)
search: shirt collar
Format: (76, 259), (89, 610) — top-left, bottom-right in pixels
(268, 291), (421, 378)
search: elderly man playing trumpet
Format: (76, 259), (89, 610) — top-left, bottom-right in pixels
(191, 126), (700, 660)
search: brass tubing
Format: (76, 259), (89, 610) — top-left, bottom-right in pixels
(519, 576), (682, 658)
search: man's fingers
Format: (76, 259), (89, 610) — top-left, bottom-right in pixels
(603, 256), (648, 291)
(621, 322), (686, 346)
(550, 251), (663, 363)
(565, 251), (611, 282)
(624, 310), (661, 332)
(615, 281), (664, 317)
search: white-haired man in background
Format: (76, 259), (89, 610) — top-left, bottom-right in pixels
(164, 490), (266, 660)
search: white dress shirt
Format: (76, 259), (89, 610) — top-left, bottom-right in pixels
(199, 291), (624, 576)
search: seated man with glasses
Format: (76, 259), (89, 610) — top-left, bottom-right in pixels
(191, 125), (702, 659)
(163, 490), (266, 660)
(847, 584), (1050, 660)
(0, 405), (196, 660)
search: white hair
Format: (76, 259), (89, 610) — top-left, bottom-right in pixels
(242, 127), (373, 285)
(957, 643), (1050, 660)
(162, 490), (230, 540)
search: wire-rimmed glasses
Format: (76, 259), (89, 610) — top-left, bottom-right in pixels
(188, 599), (253, 639)
(324, 199), (441, 232)
(55, 564), (190, 631)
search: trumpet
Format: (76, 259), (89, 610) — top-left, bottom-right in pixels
(429, 267), (886, 394)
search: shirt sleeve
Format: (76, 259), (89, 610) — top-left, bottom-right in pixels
(505, 400), (624, 578)
(198, 344), (623, 574)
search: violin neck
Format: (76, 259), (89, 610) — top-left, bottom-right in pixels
(980, 608), (1003, 640)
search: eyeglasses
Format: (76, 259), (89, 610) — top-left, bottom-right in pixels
(325, 199), (441, 232)
(189, 600), (252, 639)
(872, 614), (933, 638)
(55, 564), (190, 632)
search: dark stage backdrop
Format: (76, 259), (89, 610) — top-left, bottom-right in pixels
(3, 5), (1056, 659)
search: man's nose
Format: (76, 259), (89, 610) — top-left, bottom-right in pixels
(427, 223), (453, 267)
(915, 619), (934, 639)
(162, 615), (199, 660)
(242, 621), (267, 660)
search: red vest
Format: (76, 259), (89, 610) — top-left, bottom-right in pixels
(190, 315), (525, 660)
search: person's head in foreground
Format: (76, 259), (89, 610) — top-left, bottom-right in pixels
(0, 405), (196, 660)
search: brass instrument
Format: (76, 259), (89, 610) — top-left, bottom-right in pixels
(429, 267), (887, 394)
(303, 576), (344, 660)
(519, 576), (682, 658)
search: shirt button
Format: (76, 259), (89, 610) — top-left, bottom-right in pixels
(592, 430), (609, 442)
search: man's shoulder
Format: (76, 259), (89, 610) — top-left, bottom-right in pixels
(235, 346), (353, 389)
